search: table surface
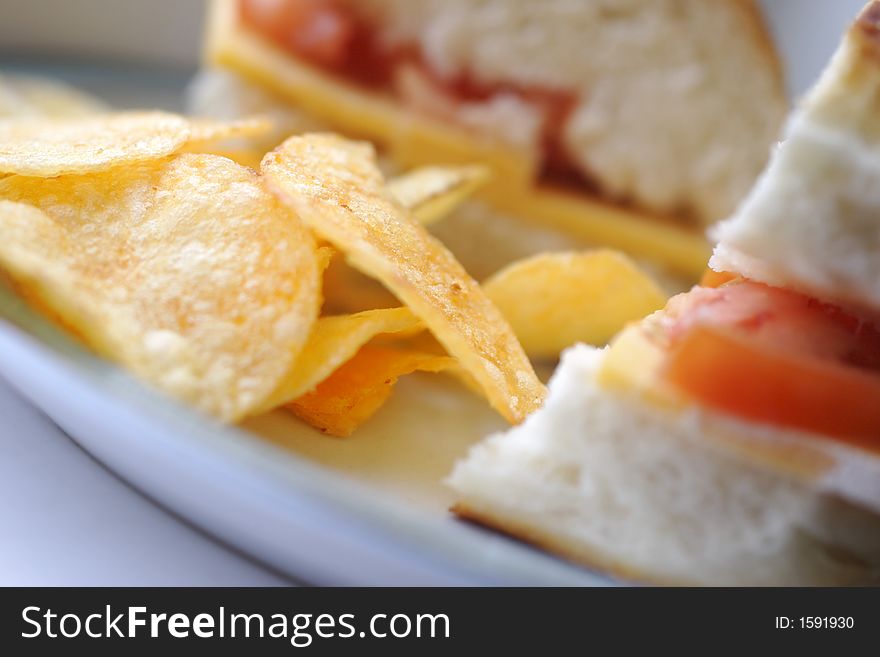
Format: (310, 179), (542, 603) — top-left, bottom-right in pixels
(0, 374), (289, 586)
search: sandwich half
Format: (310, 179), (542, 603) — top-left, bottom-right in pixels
(198, 0), (786, 278)
(448, 2), (880, 586)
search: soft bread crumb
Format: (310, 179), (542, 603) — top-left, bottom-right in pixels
(712, 4), (880, 310)
(345, 0), (786, 223)
(448, 345), (880, 585)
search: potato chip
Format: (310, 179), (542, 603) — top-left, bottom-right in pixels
(187, 115), (273, 146)
(0, 111), (272, 177)
(183, 117), (275, 168)
(387, 165), (489, 226)
(0, 111), (192, 176)
(322, 166), (489, 313)
(262, 134), (546, 423)
(288, 345), (455, 436)
(320, 251), (400, 314)
(0, 73), (108, 118)
(254, 306), (423, 414)
(198, 147), (265, 169)
(0, 154), (321, 421)
(483, 250), (667, 359)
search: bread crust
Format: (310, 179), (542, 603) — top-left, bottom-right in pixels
(204, 0), (712, 276)
(712, 0), (880, 311)
(855, 0), (880, 57)
(453, 498), (880, 586)
(207, 0), (786, 226)
(453, 501), (695, 586)
(735, 0), (787, 92)
(449, 342), (880, 586)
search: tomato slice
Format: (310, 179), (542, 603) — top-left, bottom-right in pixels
(663, 324), (880, 450)
(240, 0), (355, 69)
(663, 281), (880, 368)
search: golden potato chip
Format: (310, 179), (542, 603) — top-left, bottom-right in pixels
(0, 73), (108, 118)
(187, 116), (273, 146)
(322, 166), (489, 313)
(183, 117), (274, 168)
(0, 200), (105, 336)
(320, 251), (399, 314)
(0, 111), (271, 177)
(198, 147), (265, 169)
(262, 134), (546, 423)
(483, 250), (667, 359)
(387, 165), (489, 226)
(254, 306), (423, 414)
(0, 111), (192, 176)
(0, 154), (321, 420)
(288, 345), (455, 436)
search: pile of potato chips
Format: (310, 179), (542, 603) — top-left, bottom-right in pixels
(0, 74), (667, 435)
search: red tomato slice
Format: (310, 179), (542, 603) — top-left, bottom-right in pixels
(240, 0), (355, 69)
(663, 281), (880, 368)
(663, 326), (880, 449)
(662, 281), (880, 443)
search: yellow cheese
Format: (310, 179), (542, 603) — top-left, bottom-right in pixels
(597, 320), (690, 411)
(483, 186), (709, 275)
(205, 0), (534, 183)
(206, 0), (710, 276)
(597, 323), (666, 393)
(597, 319), (689, 411)
(597, 321), (839, 484)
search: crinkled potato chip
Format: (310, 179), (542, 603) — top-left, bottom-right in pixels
(387, 165), (489, 226)
(183, 117), (275, 168)
(288, 345), (455, 437)
(199, 147), (265, 169)
(0, 111), (272, 177)
(254, 306), (423, 414)
(0, 73), (108, 118)
(262, 134), (546, 423)
(322, 166), (489, 313)
(0, 111), (191, 176)
(320, 251), (400, 314)
(0, 154), (321, 420)
(483, 250), (667, 359)
(187, 115), (273, 145)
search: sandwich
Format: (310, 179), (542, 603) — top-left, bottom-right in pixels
(448, 2), (880, 586)
(197, 0), (786, 280)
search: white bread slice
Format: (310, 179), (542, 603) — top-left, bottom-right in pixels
(187, 67), (693, 291)
(449, 345), (880, 585)
(337, 0), (786, 224)
(203, 0), (714, 277)
(712, 1), (880, 311)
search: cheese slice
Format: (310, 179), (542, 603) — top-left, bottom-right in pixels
(205, 0), (710, 276)
(597, 323), (666, 395)
(595, 315), (876, 499)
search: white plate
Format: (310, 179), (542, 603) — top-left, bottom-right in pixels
(0, 287), (609, 585)
(0, 375), (289, 586)
(0, 0), (867, 585)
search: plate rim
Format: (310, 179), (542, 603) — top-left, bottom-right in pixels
(0, 285), (616, 586)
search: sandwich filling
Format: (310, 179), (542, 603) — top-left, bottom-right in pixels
(235, 0), (784, 225)
(602, 277), (880, 452)
(239, 0), (585, 188)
